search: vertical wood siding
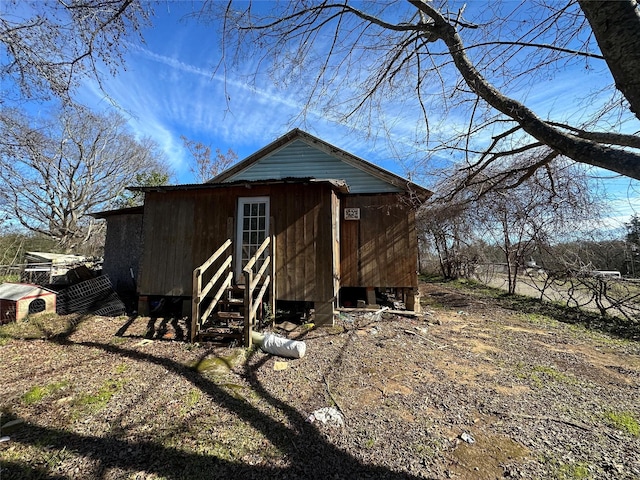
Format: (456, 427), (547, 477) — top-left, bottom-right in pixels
(138, 191), (195, 296)
(272, 183), (333, 303)
(340, 194), (417, 288)
(102, 213), (143, 294)
(138, 186), (415, 300)
(138, 184), (336, 304)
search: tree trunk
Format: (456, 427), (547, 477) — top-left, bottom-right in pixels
(578, 0), (640, 120)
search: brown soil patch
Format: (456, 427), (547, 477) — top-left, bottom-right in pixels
(451, 431), (530, 480)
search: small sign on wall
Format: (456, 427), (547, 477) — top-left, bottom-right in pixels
(344, 208), (360, 220)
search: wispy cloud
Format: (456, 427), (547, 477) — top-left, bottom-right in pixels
(116, 37), (448, 170)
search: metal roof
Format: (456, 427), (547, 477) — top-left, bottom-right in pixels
(25, 252), (88, 265)
(91, 206), (144, 219)
(128, 177), (350, 194)
(0, 283), (56, 301)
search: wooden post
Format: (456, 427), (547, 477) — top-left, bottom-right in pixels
(314, 300), (335, 326)
(366, 287), (377, 306)
(270, 233), (276, 327)
(191, 268), (201, 343)
(406, 288), (421, 313)
(137, 296), (149, 316)
(244, 269), (252, 348)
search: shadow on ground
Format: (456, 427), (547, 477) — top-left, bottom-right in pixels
(2, 326), (430, 480)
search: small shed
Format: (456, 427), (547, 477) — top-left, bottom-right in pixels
(0, 283), (57, 324)
(97, 129), (433, 342)
(91, 206), (144, 298)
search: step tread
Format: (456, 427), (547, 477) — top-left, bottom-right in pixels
(198, 332), (243, 341)
(213, 311), (244, 319)
(221, 298), (244, 305)
(200, 325), (243, 334)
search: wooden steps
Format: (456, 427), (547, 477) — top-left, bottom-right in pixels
(197, 285), (246, 343)
(193, 236), (273, 345)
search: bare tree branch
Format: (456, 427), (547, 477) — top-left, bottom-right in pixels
(1, 0), (152, 101)
(212, 0), (640, 185)
(409, 0), (640, 180)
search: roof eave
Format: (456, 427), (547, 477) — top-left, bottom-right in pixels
(128, 177), (351, 194)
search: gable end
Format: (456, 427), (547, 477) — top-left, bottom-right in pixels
(211, 129), (431, 198)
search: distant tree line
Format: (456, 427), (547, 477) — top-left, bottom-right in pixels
(420, 203), (639, 284)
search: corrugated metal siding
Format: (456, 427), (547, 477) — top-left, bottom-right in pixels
(223, 140), (403, 194)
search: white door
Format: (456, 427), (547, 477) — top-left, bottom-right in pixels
(235, 197), (270, 282)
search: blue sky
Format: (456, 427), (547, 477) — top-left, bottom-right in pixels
(78, 1), (399, 181)
(73, 1), (638, 228)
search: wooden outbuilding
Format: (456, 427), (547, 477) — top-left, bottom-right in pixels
(91, 206), (144, 309)
(109, 129), (431, 343)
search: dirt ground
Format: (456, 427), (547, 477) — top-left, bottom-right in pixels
(1, 281), (639, 479)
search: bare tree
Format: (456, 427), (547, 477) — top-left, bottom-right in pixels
(417, 201), (477, 279)
(211, 0), (640, 183)
(469, 155), (598, 294)
(534, 240), (640, 321)
(0, 105), (168, 251)
(181, 136), (238, 183)
(1, 0), (152, 102)
(420, 152), (599, 290)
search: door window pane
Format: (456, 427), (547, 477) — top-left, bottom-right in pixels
(237, 198), (270, 278)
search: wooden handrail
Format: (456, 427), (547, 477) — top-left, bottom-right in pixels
(192, 234), (275, 346)
(243, 236), (271, 273)
(251, 277), (270, 319)
(250, 256), (271, 291)
(200, 271), (233, 324)
(199, 256), (232, 302)
(197, 239), (232, 275)
(243, 235), (274, 347)
(191, 239), (232, 342)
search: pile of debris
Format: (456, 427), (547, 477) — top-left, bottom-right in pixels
(1, 259), (127, 325)
(56, 273), (126, 316)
